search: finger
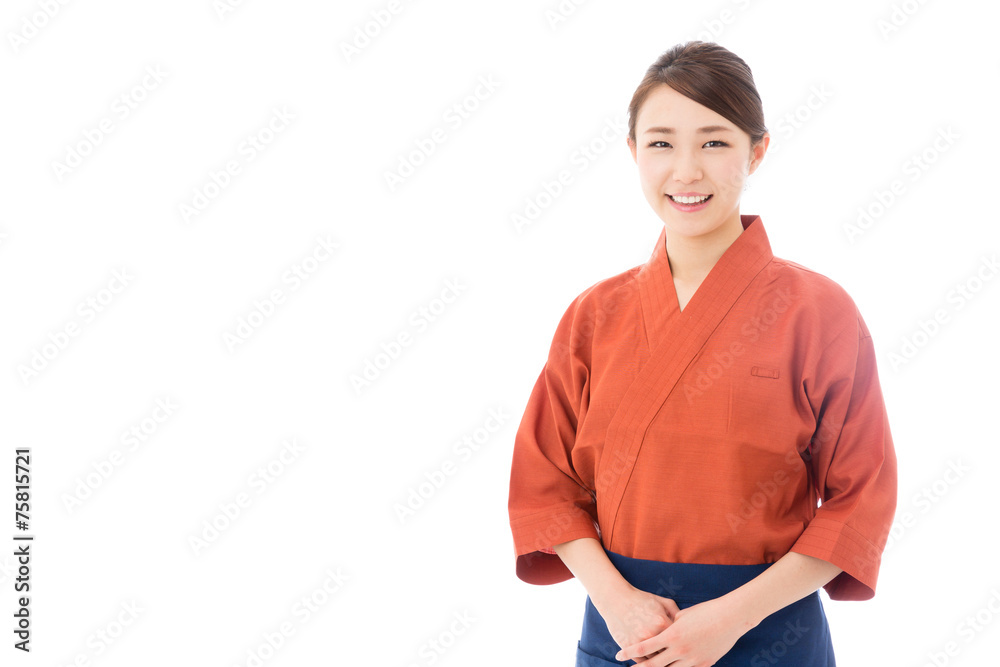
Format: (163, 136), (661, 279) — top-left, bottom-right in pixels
(615, 635), (666, 662)
(646, 650), (677, 667)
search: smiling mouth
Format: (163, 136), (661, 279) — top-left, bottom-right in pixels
(667, 194), (712, 204)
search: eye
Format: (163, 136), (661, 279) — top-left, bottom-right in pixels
(705, 140), (729, 148)
(647, 141), (670, 148)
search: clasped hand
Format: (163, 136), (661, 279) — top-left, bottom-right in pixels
(601, 588), (749, 666)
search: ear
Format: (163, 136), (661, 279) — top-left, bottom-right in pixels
(627, 137), (637, 164)
(748, 132), (769, 175)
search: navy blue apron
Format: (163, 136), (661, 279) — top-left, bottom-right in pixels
(576, 550), (835, 666)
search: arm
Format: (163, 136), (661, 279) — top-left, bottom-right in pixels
(726, 551), (842, 627)
(789, 320), (896, 601)
(552, 537), (633, 613)
(615, 551), (842, 665)
(509, 294), (605, 584)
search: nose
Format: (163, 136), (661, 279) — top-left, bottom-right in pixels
(671, 149), (703, 184)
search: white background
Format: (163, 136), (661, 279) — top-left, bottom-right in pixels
(1, 0), (998, 665)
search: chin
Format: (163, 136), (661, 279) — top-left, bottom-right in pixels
(661, 215), (728, 238)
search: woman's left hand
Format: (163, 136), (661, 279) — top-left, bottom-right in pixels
(614, 595), (754, 666)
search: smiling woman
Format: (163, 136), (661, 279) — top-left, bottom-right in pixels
(507, 41), (897, 667)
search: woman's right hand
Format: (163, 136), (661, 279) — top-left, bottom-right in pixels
(550, 538), (680, 662)
(595, 585), (680, 662)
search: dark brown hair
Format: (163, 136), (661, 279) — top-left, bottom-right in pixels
(627, 41), (767, 149)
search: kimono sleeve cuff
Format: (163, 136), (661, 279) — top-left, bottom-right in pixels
(789, 515), (884, 601)
(510, 508), (600, 585)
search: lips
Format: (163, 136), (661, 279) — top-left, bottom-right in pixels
(668, 193), (712, 204)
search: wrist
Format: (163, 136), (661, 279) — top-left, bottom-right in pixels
(721, 587), (764, 631)
(552, 538), (637, 615)
(590, 575), (638, 616)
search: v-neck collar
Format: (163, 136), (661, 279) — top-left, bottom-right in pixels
(599, 214), (775, 547)
(637, 214), (773, 344)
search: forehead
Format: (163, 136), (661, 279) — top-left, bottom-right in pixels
(636, 85), (735, 133)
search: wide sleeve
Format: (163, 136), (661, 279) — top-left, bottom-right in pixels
(507, 295), (601, 585)
(790, 311), (898, 601)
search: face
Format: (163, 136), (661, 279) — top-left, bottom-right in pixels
(628, 84), (768, 242)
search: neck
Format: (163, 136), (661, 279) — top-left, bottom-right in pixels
(665, 214), (745, 283)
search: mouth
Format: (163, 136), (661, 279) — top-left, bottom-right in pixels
(667, 194), (712, 204)
(666, 193), (713, 210)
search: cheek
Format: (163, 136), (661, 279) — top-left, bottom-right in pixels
(636, 155), (666, 193)
(717, 164), (747, 194)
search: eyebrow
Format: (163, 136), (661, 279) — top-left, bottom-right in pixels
(643, 125), (734, 135)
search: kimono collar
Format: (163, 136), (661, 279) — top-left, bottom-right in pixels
(637, 214), (774, 334)
(602, 214), (776, 543)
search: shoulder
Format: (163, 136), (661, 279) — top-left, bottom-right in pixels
(544, 263), (645, 365)
(558, 263), (644, 324)
(764, 257), (870, 339)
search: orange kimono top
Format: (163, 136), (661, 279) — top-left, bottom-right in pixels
(507, 214), (897, 601)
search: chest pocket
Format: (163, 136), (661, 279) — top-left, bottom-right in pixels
(729, 362), (802, 455)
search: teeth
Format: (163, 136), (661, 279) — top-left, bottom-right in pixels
(670, 194), (710, 204)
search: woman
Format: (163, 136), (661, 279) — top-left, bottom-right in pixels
(507, 41), (897, 666)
